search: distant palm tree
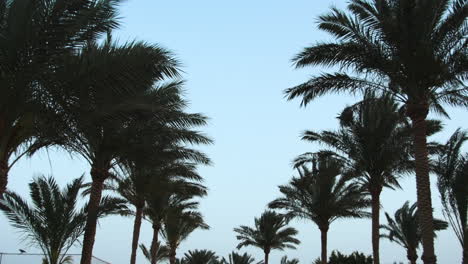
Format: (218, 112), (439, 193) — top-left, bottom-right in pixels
(280, 256), (299, 264)
(297, 93), (427, 264)
(222, 252), (262, 264)
(234, 210), (300, 264)
(0, 0), (123, 199)
(162, 207), (210, 264)
(181, 250), (221, 264)
(434, 129), (468, 263)
(327, 251), (373, 264)
(145, 175), (207, 264)
(285, 2), (467, 262)
(0, 175), (125, 264)
(140, 243), (170, 264)
(381, 202), (448, 264)
(269, 155), (371, 264)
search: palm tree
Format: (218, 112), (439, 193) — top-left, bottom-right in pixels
(297, 93), (419, 264)
(434, 129), (468, 263)
(114, 170), (148, 264)
(222, 252), (262, 264)
(181, 250), (221, 264)
(140, 243), (170, 264)
(114, 136), (209, 264)
(162, 207), (210, 264)
(269, 155), (371, 264)
(280, 256), (299, 264)
(285, 2), (467, 262)
(381, 201), (448, 264)
(0, 0), (123, 199)
(0, 175), (126, 264)
(328, 251), (373, 264)
(234, 210), (300, 264)
(47, 37), (212, 264)
(145, 172), (208, 264)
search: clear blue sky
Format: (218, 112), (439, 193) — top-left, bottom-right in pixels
(1, 1), (465, 263)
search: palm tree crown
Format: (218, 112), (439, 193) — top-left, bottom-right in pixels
(381, 201), (448, 264)
(434, 128), (468, 261)
(140, 243), (170, 264)
(269, 154), (370, 264)
(162, 206), (210, 264)
(234, 210), (300, 264)
(181, 250), (222, 264)
(286, 0), (467, 111)
(280, 256), (299, 264)
(0, 175), (125, 264)
(222, 252), (262, 264)
(270, 155), (371, 229)
(0, 0), (124, 199)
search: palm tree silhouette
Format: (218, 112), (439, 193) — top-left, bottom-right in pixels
(0, 175), (125, 264)
(222, 252), (262, 264)
(381, 201), (448, 264)
(0, 0), (123, 199)
(45, 36), (212, 264)
(286, 2), (466, 262)
(140, 243), (170, 264)
(434, 129), (468, 263)
(280, 256), (299, 264)
(295, 92), (437, 263)
(181, 250), (221, 264)
(270, 154), (371, 264)
(111, 132), (210, 264)
(234, 210), (300, 264)
(145, 175), (207, 264)
(162, 207), (209, 264)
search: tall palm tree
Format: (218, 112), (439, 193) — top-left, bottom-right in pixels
(285, 1), (467, 262)
(297, 93), (419, 264)
(140, 243), (170, 264)
(434, 129), (468, 263)
(234, 210), (300, 264)
(181, 250), (221, 264)
(162, 207), (210, 264)
(222, 252), (261, 264)
(269, 155), (371, 264)
(381, 201), (448, 264)
(0, 175), (126, 264)
(47, 37), (211, 264)
(0, 0), (123, 198)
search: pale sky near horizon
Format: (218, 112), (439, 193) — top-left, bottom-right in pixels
(0, 1), (465, 264)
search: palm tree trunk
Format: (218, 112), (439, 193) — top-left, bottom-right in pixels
(408, 105), (436, 264)
(371, 188), (382, 264)
(50, 250), (60, 264)
(264, 249), (270, 264)
(320, 226), (329, 264)
(407, 248), (418, 264)
(169, 248), (176, 264)
(80, 169), (106, 264)
(130, 203), (144, 264)
(0, 159), (8, 199)
(150, 224), (161, 264)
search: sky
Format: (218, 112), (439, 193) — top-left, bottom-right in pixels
(0, 1), (465, 263)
